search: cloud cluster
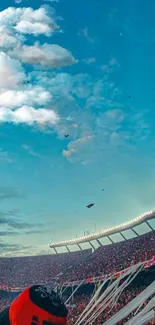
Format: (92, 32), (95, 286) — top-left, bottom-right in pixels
(0, 87), (51, 107)
(0, 6), (78, 131)
(14, 43), (77, 68)
(0, 4), (150, 168)
(0, 50), (59, 126)
(0, 27), (18, 49)
(29, 69), (149, 162)
(0, 105), (59, 126)
(63, 136), (93, 159)
(0, 7), (58, 36)
(0, 52), (26, 89)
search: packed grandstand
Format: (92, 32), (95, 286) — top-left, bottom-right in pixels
(1, 215), (155, 324)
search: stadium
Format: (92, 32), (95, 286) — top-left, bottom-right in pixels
(1, 210), (155, 324)
(1, 0), (155, 323)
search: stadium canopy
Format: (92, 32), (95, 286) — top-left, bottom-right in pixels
(49, 210), (155, 253)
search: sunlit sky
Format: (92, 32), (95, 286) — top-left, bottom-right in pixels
(1, 0), (155, 257)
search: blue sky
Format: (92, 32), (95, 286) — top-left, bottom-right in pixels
(1, 0), (155, 256)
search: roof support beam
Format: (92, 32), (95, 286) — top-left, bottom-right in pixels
(145, 220), (154, 232)
(53, 247), (58, 254)
(131, 228), (139, 236)
(96, 239), (102, 246)
(120, 232), (127, 240)
(66, 246), (70, 252)
(89, 241), (95, 250)
(107, 236), (114, 244)
(77, 244), (82, 250)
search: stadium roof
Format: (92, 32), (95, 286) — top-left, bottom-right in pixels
(49, 210), (155, 252)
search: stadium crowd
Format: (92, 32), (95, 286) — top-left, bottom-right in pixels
(61, 231), (155, 283)
(1, 231), (155, 324)
(0, 292), (13, 314)
(0, 284), (154, 324)
(0, 232), (155, 289)
(66, 284), (154, 324)
(0, 250), (91, 288)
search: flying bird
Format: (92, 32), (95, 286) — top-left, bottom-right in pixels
(86, 203), (95, 209)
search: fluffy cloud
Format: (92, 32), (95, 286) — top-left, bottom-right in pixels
(0, 27), (18, 49)
(0, 7), (58, 36)
(0, 87), (52, 108)
(0, 6), (77, 131)
(63, 136), (93, 159)
(15, 21), (52, 36)
(0, 105), (59, 126)
(0, 52), (26, 89)
(15, 43), (77, 68)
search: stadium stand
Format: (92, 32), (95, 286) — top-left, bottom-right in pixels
(0, 250), (91, 288)
(58, 231), (155, 283)
(1, 266), (155, 324)
(1, 231), (155, 324)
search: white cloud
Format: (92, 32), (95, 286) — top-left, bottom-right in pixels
(0, 52), (26, 89)
(63, 136), (92, 159)
(15, 43), (77, 68)
(15, 21), (52, 36)
(0, 7), (58, 36)
(0, 27), (18, 49)
(0, 88), (52, 108)
(0, 7), (75, 131)
(0, 106), (59, 126)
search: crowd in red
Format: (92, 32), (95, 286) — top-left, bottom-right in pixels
(0, 285), (154, 324)
(0, 250), (90, 288)
(61, 231), (155, 283)
(66, 284), (155, 325)
(1, 231), (155, 289)
(1, 231), (155, 324)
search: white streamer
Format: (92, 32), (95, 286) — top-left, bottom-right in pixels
(76, 262), (143, 325)
(83, 263), (143, 325)
(65, 279), (84, 304)
(102, 279), (155, 325)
